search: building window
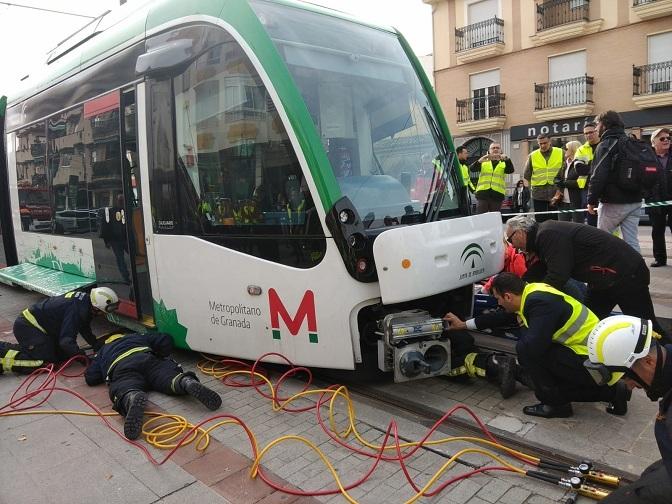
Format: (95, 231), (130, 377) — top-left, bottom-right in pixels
(647, 32), (672, 93)
(470, 69), (501, 120)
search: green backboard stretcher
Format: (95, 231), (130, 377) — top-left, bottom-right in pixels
(0, 263), (95, 297)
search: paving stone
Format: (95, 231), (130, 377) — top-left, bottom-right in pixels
(499, 486), (532, 504)
(477, 478), (514, 503)
(156, 481), (233, 503)
(212, 467), (276, 504)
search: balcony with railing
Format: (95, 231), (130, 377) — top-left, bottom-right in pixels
(456, 93), (506, 133)
(454, 17), (505, 63)
(632, 60), (672, 108)
(531, 0), (602, 45)
(632, 0), (672, 19)
(533, 75), (594, 120)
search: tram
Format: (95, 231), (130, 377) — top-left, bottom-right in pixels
(0, 0), (504, 382)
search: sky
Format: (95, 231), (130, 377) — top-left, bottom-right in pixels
(0, 0), (433, 93)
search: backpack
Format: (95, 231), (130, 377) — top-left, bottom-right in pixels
(610, 136), (659, 192)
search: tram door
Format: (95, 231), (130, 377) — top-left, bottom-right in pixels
(88, 89), (153, 322)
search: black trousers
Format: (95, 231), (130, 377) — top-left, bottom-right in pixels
(517, 344), (617, 406)
(532, 199), (557, 223)
(651, 207), (672, 264)
(584, 262), (668, 341)
(108, 352), (193, 415)
(0, 341), (44, 374)
(13, 317), (61, 363)
(602, 459), (672, 503)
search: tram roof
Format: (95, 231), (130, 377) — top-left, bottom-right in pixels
(5, 0), (397, 107)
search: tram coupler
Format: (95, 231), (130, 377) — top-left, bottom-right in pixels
(376, 310), (450, 383)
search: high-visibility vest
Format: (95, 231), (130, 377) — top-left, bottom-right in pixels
(517, 283), (598, 356)
(460, 163), (475, 191)
(475, 160), (507, 195)
(573, 142), (594, 189)
(530, 147), (563, 187)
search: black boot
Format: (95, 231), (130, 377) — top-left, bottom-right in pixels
(606, 381), (631, 416)
(487, 354), (517, 399)
(179, 375), (222, 411)
(523, 402), (573, 418)
(122, 391), (147, 440)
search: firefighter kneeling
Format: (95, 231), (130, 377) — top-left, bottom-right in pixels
(85, 332), (223, 440)
(585, 316), (672, 503)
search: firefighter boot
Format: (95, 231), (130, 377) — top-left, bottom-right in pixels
(179, 375), (222, 411)
(122, 390), (148, 440)
(487, 354), (517, 399)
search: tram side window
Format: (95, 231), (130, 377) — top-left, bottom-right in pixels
(172, 39), (326, 268)
(15, 122), (49, 233)
(48, 106), (97, 236)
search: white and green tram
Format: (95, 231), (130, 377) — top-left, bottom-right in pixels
(0, 0), (503, 381)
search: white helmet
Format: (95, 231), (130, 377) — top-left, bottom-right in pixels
(585, 315), (653, 386)
(90, 287), (120, 313)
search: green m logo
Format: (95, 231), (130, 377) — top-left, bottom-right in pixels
(460, 242), (484, 269)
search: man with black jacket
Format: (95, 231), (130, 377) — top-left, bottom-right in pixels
(505, 215), (668, 341)
(444, 273), (629, 418)
(649, 128), (672, 268)
(587, 110), (642, 252)
(85, 332), (222, 440)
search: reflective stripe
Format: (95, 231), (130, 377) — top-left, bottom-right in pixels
(518, 283), (598, 356)
(555, 306), (589, 345)
(171, 372), (185, 393)
(577, 176), (588, 189)
(475, 161), (507, 195)
(595, 322), (631, 363)
(106, 346), (150, 381)
(64, 292), (75, 298)
(530, 148), (563, 186)
(2, 350), (18, 372)
(105, 334), (125, 344)
(464, 352), (486, 378)
(22, 309), (47, 334)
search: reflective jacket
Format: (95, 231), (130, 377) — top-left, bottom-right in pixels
(476, 160), (507, 195)
(530, 147), (563, 186)
(20, 291), (95, 360)
(460, 163), (475, 191)
(573, 142), (594, 189)
(85, 332), (174, 385)
(517, 283), (598, 357)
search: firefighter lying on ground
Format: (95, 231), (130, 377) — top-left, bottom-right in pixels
(85, 331), (222, 440)
(585, 316), (671, 503)
(443, 272), (630, 418)
(7, 287), (120, 375)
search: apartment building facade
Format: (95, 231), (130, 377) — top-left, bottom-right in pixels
(424, 0), (672, 186)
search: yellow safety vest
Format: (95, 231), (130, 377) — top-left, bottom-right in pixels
(460, 163), (475, 191)
(573, 142), (594, 189)
(475, 160), (507, 195)
(530, 147), (563, 187)
(517, 283), (598, 356)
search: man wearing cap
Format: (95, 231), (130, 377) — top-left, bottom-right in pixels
(586, 315), (672, 502)
(649, 128), (672, 268)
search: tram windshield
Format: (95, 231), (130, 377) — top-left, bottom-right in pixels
(251, 0), (460, 228)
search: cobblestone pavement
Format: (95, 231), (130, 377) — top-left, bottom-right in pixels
(0, 226), (669, 503)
